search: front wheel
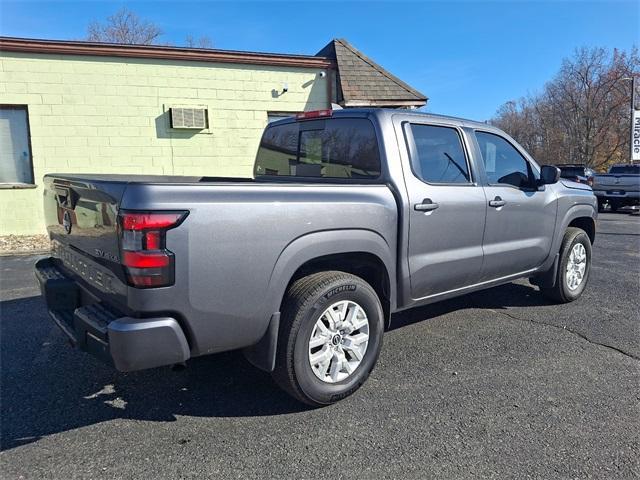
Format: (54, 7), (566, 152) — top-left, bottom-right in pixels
(540, 227), (592, 303)
(272, 271), (384, 406)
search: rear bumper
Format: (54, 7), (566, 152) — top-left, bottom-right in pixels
(593, 190), (640, 201)
(35, 257), (190, 372)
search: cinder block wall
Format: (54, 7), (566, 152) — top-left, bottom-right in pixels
(0, 52), (329, 235)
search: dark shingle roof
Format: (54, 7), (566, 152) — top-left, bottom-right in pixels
(317, 39), (427, 108)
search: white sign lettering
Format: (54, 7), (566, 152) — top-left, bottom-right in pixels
(633, 109), (640, 162)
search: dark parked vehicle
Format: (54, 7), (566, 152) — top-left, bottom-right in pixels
(558, 164), (595, 186)
(36, 108), (597, 405)
(592, 164), (640, 211)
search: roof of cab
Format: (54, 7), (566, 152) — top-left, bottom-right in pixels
(268, 108), (493, 130)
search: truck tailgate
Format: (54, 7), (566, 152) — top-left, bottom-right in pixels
(43, 175), (129, 301)
(593, 174), (640, 191)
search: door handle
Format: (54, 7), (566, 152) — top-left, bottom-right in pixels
(489, 196), (506, 208)
(414, 199), (439, 212)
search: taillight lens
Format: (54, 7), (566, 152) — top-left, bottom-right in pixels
(118, 210), (188, 288)
(121, 212), (186, 231)
(122, 251), (171, 268)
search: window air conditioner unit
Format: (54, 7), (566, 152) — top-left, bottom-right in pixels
(170, 107), (208, 129)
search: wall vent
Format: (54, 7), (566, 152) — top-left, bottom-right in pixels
(170, 107), (208, 129)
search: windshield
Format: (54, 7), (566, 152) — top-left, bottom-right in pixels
(559, 167), (584, 177)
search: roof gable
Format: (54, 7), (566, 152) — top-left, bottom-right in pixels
(317, 39), (427, 108)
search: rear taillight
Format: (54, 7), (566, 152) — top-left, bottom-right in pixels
(118, 210), (188, 288)
(587, 177), (594, 187)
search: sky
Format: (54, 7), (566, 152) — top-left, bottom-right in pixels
(0, 0), (638, 120)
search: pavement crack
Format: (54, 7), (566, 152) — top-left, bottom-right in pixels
(489, 308), (640, 361)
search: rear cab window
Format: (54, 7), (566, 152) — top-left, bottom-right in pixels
(609, 165), (640, 174)
(254, 118), (381, 180)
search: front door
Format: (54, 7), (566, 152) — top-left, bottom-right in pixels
(402, 122), (487, 299)
(474, 131), (557, 281)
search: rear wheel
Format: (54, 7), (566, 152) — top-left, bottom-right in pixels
(540, 227), (591, 303)
(272, 271), (384, 406)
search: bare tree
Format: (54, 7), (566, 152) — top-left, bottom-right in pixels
(86, 8), (163, 45)
(493, 47), (639, 170)
(185, 35), (214, 49)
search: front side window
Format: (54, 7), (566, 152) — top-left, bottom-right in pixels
(255, 118), (380, 179)
(475, 131), (535, 189)
(0, 106), (33, 185)
(409, 124), (471, 184)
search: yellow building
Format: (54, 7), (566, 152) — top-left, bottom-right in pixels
(0, 37), (426, 235)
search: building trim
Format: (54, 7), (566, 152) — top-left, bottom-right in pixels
(341, 100), (423, 108)
(0, 36), (336, 69)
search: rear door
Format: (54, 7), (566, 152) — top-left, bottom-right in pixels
(473, 131), (557, 280)
(401, 121), (487, 299)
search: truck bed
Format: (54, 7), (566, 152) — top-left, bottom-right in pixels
(42, 173), (398, 357)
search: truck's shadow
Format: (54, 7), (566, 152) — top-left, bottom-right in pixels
(0, 282), (549, 451)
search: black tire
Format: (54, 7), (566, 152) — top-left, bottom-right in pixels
(597, 198), (606, 212)
(272, 271), (384, 406)
(609, 200), (619, 212)
(540, 227), (592, 303)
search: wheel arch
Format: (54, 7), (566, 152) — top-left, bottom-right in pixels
(536, 203), (597, 276)
(568, 216), (596, 244)
(284, 252), (392, 325)
(269, 230), (395, 324)
(555, 204), (597, 256)
(244, 229), (396, 372)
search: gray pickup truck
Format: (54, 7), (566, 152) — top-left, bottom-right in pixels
(36, 108), (597, 405)
(592, 163), (640, 211)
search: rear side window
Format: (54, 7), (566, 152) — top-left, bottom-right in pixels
(610, 165), (640, 174)
(254, 118), (381, 179)
(408, 124), (471, 184)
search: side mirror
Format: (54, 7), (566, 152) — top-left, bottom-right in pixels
(539, 165), (561, 185)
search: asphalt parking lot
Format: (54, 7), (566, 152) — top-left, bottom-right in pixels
(1, 212), (638, 479)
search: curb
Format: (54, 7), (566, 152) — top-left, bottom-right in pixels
(0, 250), (51, 257)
